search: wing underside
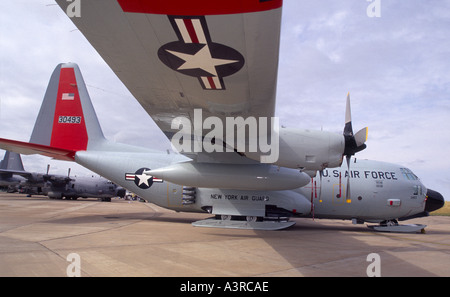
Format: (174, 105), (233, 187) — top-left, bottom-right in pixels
(55, 0), (283, 161)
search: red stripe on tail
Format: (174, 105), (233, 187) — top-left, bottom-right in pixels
(50, 67), (88, 151)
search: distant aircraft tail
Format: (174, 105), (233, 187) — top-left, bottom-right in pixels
(0, 63), (107, 161)
(0, 151), (25, 171)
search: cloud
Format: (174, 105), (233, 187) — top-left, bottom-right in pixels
(276, 0), (450, 200)
(0, 1), (168, 175)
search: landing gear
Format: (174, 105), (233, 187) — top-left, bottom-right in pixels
(380, 219), (398, 227)
(218, 215), (262, 222)
(193, 214), (295, 230)
(368, 219), (426, 233)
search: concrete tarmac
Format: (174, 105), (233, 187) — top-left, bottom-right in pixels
(0, 192), (449, 277)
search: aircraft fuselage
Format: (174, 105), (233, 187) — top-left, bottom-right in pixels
(75, 150), (430, 224)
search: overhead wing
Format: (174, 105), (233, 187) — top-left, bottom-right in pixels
(55, 0), (283, 160)
(44, 174), (72, 185)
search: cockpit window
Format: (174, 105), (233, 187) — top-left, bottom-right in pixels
(400, 168), (419, 181)
(413, 185), (423, 196)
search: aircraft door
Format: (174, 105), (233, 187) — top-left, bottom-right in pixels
(166, 182), (183, 208)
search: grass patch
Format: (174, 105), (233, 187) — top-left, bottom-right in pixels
(430, 202), (450, 216)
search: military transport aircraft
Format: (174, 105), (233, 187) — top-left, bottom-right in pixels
(0, 63), (444, 231)
(0, 1), (444, 231)
(0, 150), (125, 201)
(0, 151), (27, 190)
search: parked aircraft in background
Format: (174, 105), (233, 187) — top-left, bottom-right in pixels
(0, 150), (125, 201)
(0, 151), (28, 191)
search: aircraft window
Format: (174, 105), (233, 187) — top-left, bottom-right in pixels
(413, 185), (423, 196)
(400, 168), (418, 181)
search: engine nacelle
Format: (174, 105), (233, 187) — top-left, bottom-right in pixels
(246, 127), (345, 171)
(147, 162), (310, 191)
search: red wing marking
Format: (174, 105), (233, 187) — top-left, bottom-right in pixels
(117, 0), (282, 16)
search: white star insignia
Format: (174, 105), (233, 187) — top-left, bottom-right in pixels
(135, 173), (152, 187)
(166, 45), (239, 77)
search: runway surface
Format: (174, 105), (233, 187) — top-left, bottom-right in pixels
(0, 192), (449, 277)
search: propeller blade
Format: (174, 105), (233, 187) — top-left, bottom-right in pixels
(318, 170), (323, 202)
(343, 92), (367, 157)
(344, 92), (353, 137)
(342, 94), (367, 204)
(354, 127), (368, 148)
(345, 155), (352, 203)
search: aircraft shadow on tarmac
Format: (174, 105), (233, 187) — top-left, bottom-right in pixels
(41, 206), (449, 276)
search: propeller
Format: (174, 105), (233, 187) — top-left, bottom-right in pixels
(65, 168), (73, 183)
(42, 164), (51, 182)
(342, 93), (368, 202)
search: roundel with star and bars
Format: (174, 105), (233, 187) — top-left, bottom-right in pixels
(125, 168), (163, 190)
(158, 16), (245, 90)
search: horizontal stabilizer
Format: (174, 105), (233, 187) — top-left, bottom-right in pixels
(0, 138), (76, 161)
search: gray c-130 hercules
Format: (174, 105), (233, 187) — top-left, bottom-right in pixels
(0, 0), (445, 231)
(0, 150), (125, 201)
(0, 63), (444, 231)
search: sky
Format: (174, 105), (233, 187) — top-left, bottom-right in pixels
(1, 0), (449, 200)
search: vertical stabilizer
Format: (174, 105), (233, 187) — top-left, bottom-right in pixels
(29, 63), (105, 152)
(0, 151), (25, 172)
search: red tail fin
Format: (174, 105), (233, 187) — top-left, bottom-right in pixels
(49, 66), (88, 151)
(29, 63), (104, 151)
(0, 63), (105, 161)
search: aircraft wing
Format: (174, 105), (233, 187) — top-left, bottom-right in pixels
(0, 169), (32, 178)
(55, 0), (283, 161)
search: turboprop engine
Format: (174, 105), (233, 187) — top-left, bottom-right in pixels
(245, 93), (367, 173)
(146, 162), (310, 191)
(264, 127), (345, 171)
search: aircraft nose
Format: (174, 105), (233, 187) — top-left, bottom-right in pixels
(425, 189), (445, 212)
